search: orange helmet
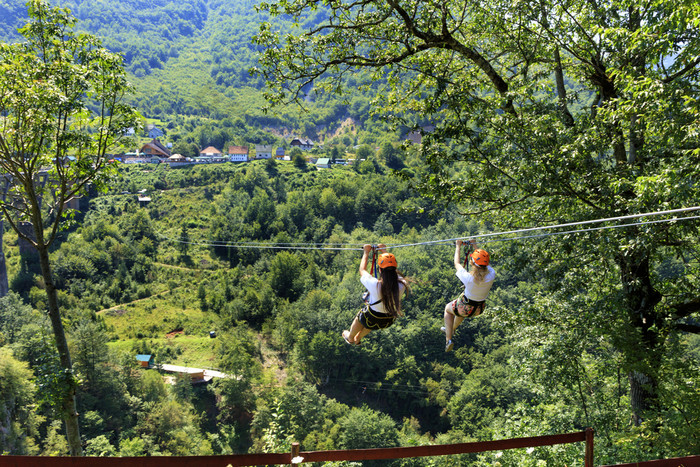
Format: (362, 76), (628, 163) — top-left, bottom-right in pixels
(378, 253), (397, 269)
(471, 248), (490, 266)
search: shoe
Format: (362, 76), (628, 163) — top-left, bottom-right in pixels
(440, 326), (446, 334)
(342, 330), (357, 345)
(445, 340), (454, 352)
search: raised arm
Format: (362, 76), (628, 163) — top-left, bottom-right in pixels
(454, 239), (464, 270)
(359, 244), (373, 275)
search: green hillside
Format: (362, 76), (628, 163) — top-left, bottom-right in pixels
(0, 0), (394, 150)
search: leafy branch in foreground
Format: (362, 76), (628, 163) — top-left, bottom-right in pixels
(0, 0), (139, 455)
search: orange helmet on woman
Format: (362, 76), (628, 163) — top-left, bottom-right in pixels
(378, 253), (397, 269)
(471, 248), (490, 266)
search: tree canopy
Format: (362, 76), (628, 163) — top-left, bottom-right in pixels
(255, 0), (700, 426)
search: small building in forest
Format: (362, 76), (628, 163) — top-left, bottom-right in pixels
(136, 354), (154, 368)
(140, 139), (171, 158)
(316, 157), (331, 168)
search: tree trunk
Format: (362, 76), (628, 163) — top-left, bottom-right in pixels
(0, 220), (8, 297)
(619, 249), (662, 425)
(36, 243), (82, 456)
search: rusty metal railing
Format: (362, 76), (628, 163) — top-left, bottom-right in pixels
(0, 428), (595, 466)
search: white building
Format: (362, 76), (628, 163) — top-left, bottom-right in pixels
(228, 145), (249, 162)
(255, 144), (273, 159)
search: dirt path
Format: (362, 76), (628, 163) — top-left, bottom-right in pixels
(97, 288), (177, 314)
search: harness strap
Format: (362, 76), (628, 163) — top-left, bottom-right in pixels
(362, 291), (382, 307)
(370, 245), (377, 278)
(463, 242), (472, 268)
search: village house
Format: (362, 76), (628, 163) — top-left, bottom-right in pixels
(140, 139), (171, 158)
(405, 124), (435, 145)
(146, 124), (164, 139)
(275, 147), (285, 159)
(198, 146), (228, 163)
(138, 189), (152, 206)
(167, 154), (187, 165)
(290, 137), (314, 151)
(228, 145), (249, 162)
(254, 144), (273, 159)
(200, 146), (222, 157)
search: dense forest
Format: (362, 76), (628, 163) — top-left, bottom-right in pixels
(1, 158), (698, 463)
(0, 0), (699, 464)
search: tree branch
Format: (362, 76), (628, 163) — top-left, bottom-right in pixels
(670, 298), (700, 320)
(387, 0), (515, 115)
(675, 323), (700, 334)
(664, 56), (700, 84)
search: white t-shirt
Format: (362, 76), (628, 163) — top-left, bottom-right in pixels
(455, 265), (496, 302)
(360, 272), (406, 313)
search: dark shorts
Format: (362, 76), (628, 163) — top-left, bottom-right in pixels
(450, 294), (485, 318)
(357, 306), (396, 330)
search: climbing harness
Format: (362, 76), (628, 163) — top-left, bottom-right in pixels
(452, 293), (485, 318)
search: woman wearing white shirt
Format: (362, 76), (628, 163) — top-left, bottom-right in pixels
(443, 239), (496, 352)
(343, 244), (407, 345)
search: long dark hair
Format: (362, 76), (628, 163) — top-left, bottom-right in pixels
(379, 266), (406, 317)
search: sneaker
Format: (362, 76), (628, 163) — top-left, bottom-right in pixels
(445, 340), (454, 352)
(440, 326), (446, 334)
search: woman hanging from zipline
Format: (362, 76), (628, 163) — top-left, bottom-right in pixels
(342, 243), (409, 345)
(442, 239), (496, 352)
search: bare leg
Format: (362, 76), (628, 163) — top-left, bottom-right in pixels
(347, 316), (370, 344)
(356, 326), (371, 344)
(453, 315), (464, 336)
(443, 302), (456, 342)
(444, 302), (465, 350)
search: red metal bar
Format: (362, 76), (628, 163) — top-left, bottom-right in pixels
(0, 453), (290, 467)
(0, 430), (593, 466)
(300, 431), (588, 463)
(600, 455), (700, 467)
(585, 427), (595, 467)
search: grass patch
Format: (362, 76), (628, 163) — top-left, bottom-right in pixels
(108, 334), (220, 369)
(101, 283), (219, 369)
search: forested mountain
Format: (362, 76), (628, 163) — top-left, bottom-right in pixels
(1, 159), (499, 459)
(0, 0), (390, 148)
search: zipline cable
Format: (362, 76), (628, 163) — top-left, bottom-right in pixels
(389, 214), (700, 250)
(388, 206), (700, 249)
(157, 206), (700, 251)
(156, 235), (364, 250)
